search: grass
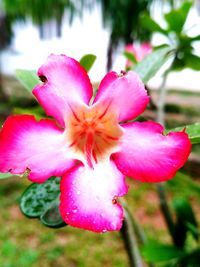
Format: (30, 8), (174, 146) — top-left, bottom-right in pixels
(1, 170), (200, 266)
(0, 178), (130, 267)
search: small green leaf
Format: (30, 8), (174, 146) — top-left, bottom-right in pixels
(13, 106), (45, 121)
(165, 1), (192, 33)
(167, 123), (200, 144)
(40, 202), (66, 228)
(123, 51), (137, 64)
(20, 177), (60, 217)
(184, 53), (200, 71)
(16, 69), (40, 93)
(0, 173), (14, 179)
(142, 241), (185, 263)
(168, 171), (200, 198)
(188, 34), (200, 42)
(133, 46), (172, 83)
(20, 177), (66, 228)
(186, 223), (200, 237)
(140, 14), (168, 35)
(173, 198), (195, 222)
(79, 54), (96, 72)
(173, 198), (198, 241)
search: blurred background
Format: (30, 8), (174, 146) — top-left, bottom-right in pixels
(0, 0), (200, 266)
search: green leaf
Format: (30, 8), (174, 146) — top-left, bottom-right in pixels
(13, 106), (45, 121)
(20, 177), (60, 217)
(184, 53), (200, 71)
(123, 51), (137, 64)
(20, 177), (66, 228)
(167, 171), (200, 200)
(79, 54), (96, 72)
(142, 241), (185, 263)
(15, 69), (40, 93)
(140, 14), (168, 35)
(167, 123), (200, 144)
(177, 248), (200, 266)
(165, 1), (192, 33)
(186, 223), (200, 237)
(40, 202), (66, 228)
(188, 34), (200, 42)
(173, 198), (198, 241)
(0, 173), (14, 179)
(133, 46), (172, 83)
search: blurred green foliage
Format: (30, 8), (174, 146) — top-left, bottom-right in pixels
(141, 1), (200, 72)
(1, 0), (91, 42)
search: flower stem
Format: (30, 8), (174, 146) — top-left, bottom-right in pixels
(120, 208), (143, 267)
(156, 70), (176, 244)
(157, 70), (169, 126)
(156, 183), (175, 243)
(120, 200), (155, 267)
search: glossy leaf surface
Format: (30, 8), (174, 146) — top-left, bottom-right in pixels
(167, 123), (200, 144)
(133, 46), (172, 83)
(79, 54), (96, 72)
(16, 69), (40, 93)
(20, 177), (60, 217)
(142, 241), (185, 263)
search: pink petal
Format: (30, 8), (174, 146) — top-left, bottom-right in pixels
(60, 160), (128, 232)
(33, 54), (93, 127)
(0, 115), (77, 182)
(136, 42), (152, 62)
(93, 71), (149, 122)
(125, 44), (137, 68)
(112, 121), (191, 182)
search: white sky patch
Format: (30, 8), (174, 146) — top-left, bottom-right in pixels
(1, 3), (200, 90)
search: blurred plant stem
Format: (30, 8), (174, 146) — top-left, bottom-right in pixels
(0, 52), (8, 102)
(157, 70), (169, 127)
(156, 70), (177, 245)
(121, 200), (154, 267)
(121, 209), (143, 267)
(157, 183), (176, 243)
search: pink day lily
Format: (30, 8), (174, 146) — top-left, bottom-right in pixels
(0, 54), (191, 233)
(125, 42), (152, 69)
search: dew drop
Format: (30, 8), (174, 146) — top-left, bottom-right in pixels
(100, 213), (104, 218)
(77, 190), (81, 195)
(72, 209), (77, 213)
(102, 229), (107, 233)
(72, 180), (76, 185)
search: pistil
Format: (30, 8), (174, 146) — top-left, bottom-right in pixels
(67, 104), (123, 167)
(85, 131), (95, 169)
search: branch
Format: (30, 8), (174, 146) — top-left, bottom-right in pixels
(120, 209), (144, 267)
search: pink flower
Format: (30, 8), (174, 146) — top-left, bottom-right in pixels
(125, 42), (152, 69)
(0, 54), (191, 232)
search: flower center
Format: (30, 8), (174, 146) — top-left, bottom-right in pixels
(67, 103), (122, 168)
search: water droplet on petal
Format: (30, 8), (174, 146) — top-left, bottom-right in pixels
(102, 229), (107, 233)
(72, 180), (76, 185)
(100, 213), (104, 218)
(72, 209), (77, 213)
(77, 190), (81, 195)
